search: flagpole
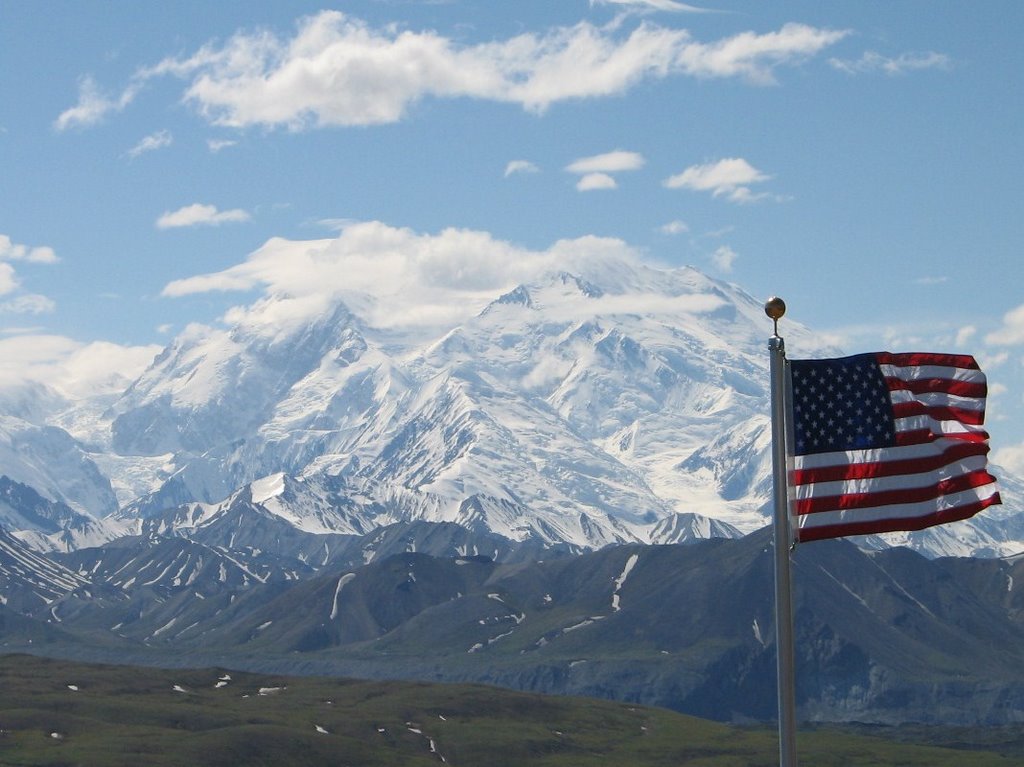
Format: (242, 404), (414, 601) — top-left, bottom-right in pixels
(766, 297), (798, 767)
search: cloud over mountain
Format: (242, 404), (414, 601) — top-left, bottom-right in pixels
(161, 221), (656, 330)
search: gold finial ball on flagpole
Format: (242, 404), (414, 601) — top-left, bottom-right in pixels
(764, 296), (786, 321)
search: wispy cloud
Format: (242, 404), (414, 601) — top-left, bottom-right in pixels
(576, 172), (618, 191)
(0, 263), (19, 296)
(127, 129), (173, 158)
(817, 317), (1006, 363)
(566, 150), (645, 174)
(0, 235), (59, 264)
(316, 217), (362, 232)
(710, 245), (737, 272)
(985, 304), (1024, 346)
(0, 236), (59, 310)
(160, 222), (728, 338)
(830, 50), (951, 76)
(505, 160), (540, 177)
(54, 76), (140, 131)
(115, 13), (845, 130)
(591, 0), (716, 11)
(993, 443), (1024, 476)
(664, 157), (771, 203)
(207, 138), (238, 153)
(160, 221), (669, 332)
(0, 294), (56, 315)
(955, 326), (977, 347)
(156, 203), (251, 229)
(913, 275), (948, 286)
(675, 23), (848, 85)
(0, 335), (160, 397)
(566, 150), (643, 192)
(659, 220), (689, 235)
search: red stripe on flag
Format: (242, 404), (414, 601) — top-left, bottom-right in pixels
(797, 493), (1002, 542)
(875, 352), (981, 369)
(794, 469), (997, 516)
(894, 429), (990, 446)
(891, 400), (985, 425)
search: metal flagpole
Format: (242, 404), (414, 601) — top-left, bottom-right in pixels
(766, 297), (798, 767)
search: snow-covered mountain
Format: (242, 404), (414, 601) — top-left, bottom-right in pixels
(1, 253), (1020, 559)
(0, 413), (119, 519)
(106, 263), (812, 547)
(0, 477), (123, 553)
(0, 525), (86, 611)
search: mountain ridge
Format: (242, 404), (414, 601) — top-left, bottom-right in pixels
(4, 529), (1024, 725)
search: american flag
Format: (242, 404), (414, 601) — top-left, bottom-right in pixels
(788, 351), (1000, 542)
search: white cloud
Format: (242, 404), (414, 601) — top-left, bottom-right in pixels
(664, 157), (771, 203)
(0, 235), (59, 264)
(576, 172), (618, 191)
(830, 50), (951, 76)
(161, 221), (727, 332)
(317, 217), (361, 232)
(664, 157), (767, 192)
(127, 130), (173, 158)
(591, 0), (715, 11)
(955, 325), (977, 347)
(659, 220), (689, 235)
(675, 23), (847, 85)
(710, 245), (737, 272)
(163, 223), (539, 301)
(0, 294), (56, 314)
(0, 335), (159, 397)
(985, 304), (1024, 346)
(914, 275), (948, 285)
(207, 138), (238, 152)
(673, 158), (774, 202)
(25, 246), (56, 263)
(0, 263), (19, 295)
(0, 237), (58, 312)
(726, 186), (773, 204)
(993, 443), (1024, 477)
(810, 319), (996, 361)
(54, 76), (140, 131)
(156, 203), (251, 229)
(504, 160), (540, 177)
(57, 341), (161, 398)
(566, 150), (645, 174)
(134, 12), (845, 129)
(0, 335), (79, 388)
(978, 350), (1009, 370)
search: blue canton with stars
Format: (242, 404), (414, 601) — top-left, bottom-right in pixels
(790, 353), (897, 456)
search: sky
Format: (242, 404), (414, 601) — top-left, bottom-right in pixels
(1, 0), (1023, 467)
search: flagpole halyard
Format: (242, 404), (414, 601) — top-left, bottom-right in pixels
(766, 296), (798, 767)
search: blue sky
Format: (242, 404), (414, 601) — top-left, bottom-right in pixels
(1, 0), (1023, 466)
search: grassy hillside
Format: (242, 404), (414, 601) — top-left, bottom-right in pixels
(0, 654), (1020, 766)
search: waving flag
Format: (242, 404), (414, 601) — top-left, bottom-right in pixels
(788, 352), (1000, 542)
